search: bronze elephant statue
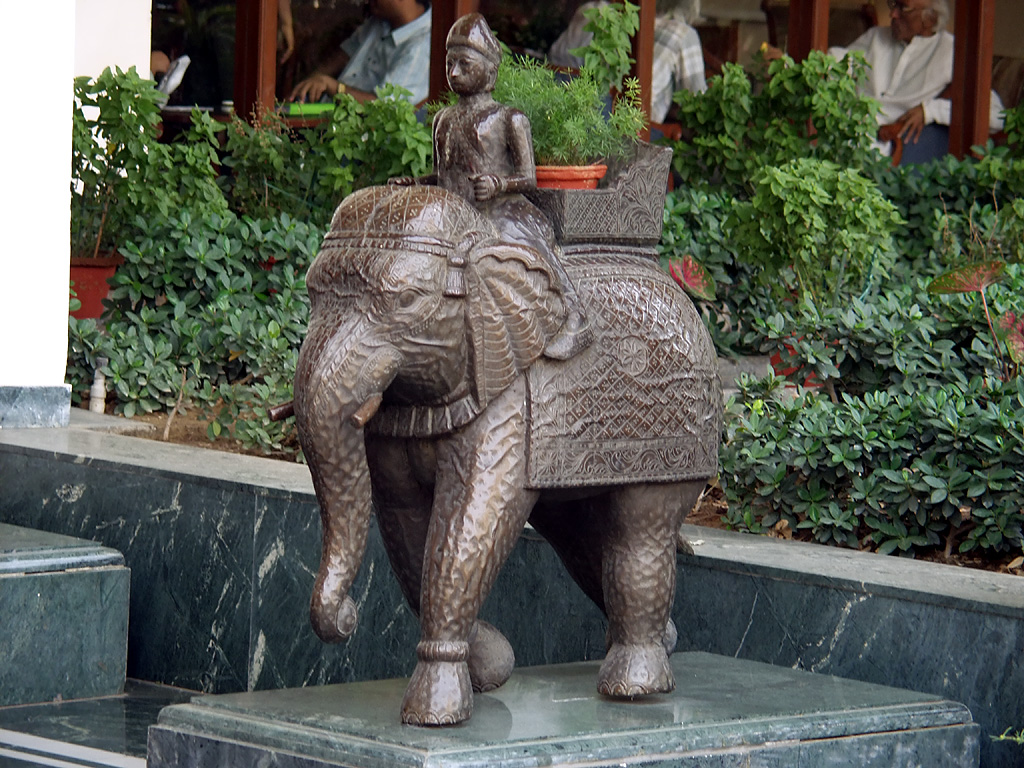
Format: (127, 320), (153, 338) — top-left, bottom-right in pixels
(294, 183), (721, 726)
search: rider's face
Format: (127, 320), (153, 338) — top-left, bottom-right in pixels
(446, 46), (494, 96)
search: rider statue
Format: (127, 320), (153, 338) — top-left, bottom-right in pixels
(391, 13), (592, 360)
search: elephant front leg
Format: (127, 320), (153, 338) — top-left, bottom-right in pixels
(401, 380), (537, 726)
(598, 483), (693, 699)
(366, 435), (433, 614)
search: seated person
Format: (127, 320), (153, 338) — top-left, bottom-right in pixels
(289, 0), (431, 104)
(391, 13), (592, 360)
(764, 0), (1004, 159)
(548, 0), (707, 124)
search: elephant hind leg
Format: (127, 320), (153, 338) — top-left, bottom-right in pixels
(597, 481), (704, 698)
(529, 497), (607, 614)
(530, 491), (687, 660)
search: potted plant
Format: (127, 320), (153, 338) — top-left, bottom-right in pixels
(71, 67), (169, 318)
(493, 55), (646, 188)
(490, 0), (645, 189)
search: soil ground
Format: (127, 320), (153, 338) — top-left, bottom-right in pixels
(117, 405), (1023, 578)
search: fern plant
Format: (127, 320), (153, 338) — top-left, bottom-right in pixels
(494, 54), (645, 166)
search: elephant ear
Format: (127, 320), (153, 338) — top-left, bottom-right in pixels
(464, 242), (566, 408)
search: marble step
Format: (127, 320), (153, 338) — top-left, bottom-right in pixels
(148, 652), (979, 767)
(0, 523), (129, 707)
(0, 680), (193, 767)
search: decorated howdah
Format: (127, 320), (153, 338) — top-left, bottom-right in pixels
(291, 12), (722, 727)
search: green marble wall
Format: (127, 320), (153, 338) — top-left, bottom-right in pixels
(0, 524), (129, 705)
(1, 421), (1022, 765)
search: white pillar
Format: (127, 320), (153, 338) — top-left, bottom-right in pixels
(0, 2), (76, 426)
(0, 0), (150, 427)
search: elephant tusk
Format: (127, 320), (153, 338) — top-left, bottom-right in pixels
(268, 401), (295, 422)
(349, 394), (383, 429)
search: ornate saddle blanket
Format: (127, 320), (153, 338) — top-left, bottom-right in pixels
(526, 251), (721, 489)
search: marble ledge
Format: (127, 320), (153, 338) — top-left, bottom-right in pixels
(0, 409), (313, 500)
(681, 524), (1024, 620)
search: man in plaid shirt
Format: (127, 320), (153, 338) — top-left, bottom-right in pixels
(548, 0), (707, 123)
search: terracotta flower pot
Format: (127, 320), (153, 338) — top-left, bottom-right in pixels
(770, 340), (822, 389)
(535, 164), (608, 190)
(70, 253), (122, 320)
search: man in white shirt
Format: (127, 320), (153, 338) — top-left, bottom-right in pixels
(830, 0), (1002, 150)
(765, 0), (1004, 158)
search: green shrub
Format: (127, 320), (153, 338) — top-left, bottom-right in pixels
(721, 375), (1024, 555)
(729, 157), (901, 307)
(72, 67), (227, 259)
(67, 210), (320, 456)
(669, 50), (883, 196)
(309, 84), (432, 199)
(660, 55), (1024, 558)
(658, 187), (774, 356)
(68, 73), (436, 457)
(220, 111), (320, 222)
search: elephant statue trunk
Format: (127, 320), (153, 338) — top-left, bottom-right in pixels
(294, 315), (404, 643)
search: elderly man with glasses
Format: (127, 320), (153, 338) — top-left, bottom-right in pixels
(829, 0), (1004, 158)
(765, 0), (1004, 161)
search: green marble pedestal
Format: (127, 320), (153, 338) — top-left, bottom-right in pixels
(0, 523), (129, 706)
(148, 652), (978, 767)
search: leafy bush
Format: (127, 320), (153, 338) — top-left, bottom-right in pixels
(658, 186), (774, 355)
(220, 111), (319, 221)
(721, 375), (1024, 556)
(68, 211), (320, 456)
(729, 158), (901, 306)
(717, 214), (1024, 557)
(670, 50), (883, 196)
(309, 84), (432, 198)
(660, 49), (1024, 559)
(68, 72), (435, 457)
(218, 85), (431, 223)
(72, 67), (227, 259)
(568, 0), (640, 96)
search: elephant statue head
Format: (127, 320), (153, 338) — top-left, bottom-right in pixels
(294, 184), (569, 643)
(294, 183), (721, 726)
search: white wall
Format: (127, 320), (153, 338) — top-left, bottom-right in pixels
(0, 1), (150, 394)
(75, 0), (153, 79)
(0, 3), (77, 388)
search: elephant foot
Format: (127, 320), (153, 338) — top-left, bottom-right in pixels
(401, 645), (473, 727)
(468, 620), (515, 693)
(598, 642), (675, 699)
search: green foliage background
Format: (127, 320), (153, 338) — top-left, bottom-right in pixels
(69, 70), (431, 457)
(70, 55), (1024, 560)
(660, 49), (1024, 558)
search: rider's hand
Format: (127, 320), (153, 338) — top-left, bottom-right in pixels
(471, 174), (501, 202)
